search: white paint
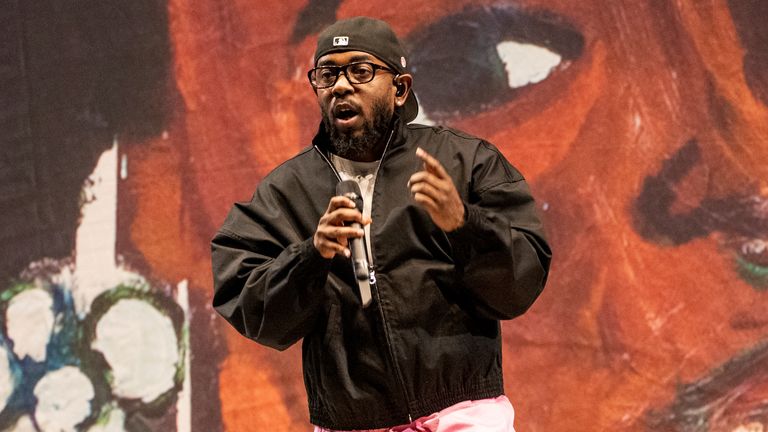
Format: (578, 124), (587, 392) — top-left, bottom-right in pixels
(86, 403), (126, 432)
(496, 41), (562, 89)
(9, 415), (38, 432)
(91, 298), (179, 403)
(6, 288), (54, 362)
(33, 366), (95, 432)
(120, 153), (128, 180)
(73, 139), (143, 316)
(0, 344), (13, 413)
(742, 238), (766, 255)
(175, 280), (191, 432)
(15, 141), (191, 429)
(732, 423), (764, 432)
(646, 303), (685, 334)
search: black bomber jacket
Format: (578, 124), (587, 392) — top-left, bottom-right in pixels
(211, 118), (552, 430)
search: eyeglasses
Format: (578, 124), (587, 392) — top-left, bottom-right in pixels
(308, 61), (395, 89)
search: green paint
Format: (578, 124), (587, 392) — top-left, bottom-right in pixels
(735, 255), (768, 290)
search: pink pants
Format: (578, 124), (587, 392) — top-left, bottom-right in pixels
(313, 396), (516, 432)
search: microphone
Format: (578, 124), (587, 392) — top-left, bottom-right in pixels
(336, 180), (370, 282)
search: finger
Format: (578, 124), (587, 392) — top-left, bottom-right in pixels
(407, 171), (430, 186)
(327, 196), (356, 212)
(319, 238), (351, 258)
(336, 235), (348, 248)
(407, 171), (444, 191)
(326, 207), (366, 225)
(409, 172), (454, 201)
(315, 227), (360, 258)
(314, 233), (350, 258)
(416, 147), (448, 179)
(410, 181), (443, 202)
(320, 225), (365, 239)
(412, 192), (439, 213)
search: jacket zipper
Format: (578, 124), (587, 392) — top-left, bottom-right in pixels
(313, 127), (414, 423)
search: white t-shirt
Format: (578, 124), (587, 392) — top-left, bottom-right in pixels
(330, 153), (378, 260)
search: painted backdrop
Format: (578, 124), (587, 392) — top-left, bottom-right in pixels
(1, 0), (767, 431)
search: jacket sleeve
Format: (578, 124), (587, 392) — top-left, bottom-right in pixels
(448, 141), (552, 320)
(211, 194), (331, 351)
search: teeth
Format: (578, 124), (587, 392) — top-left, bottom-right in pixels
(741, 239), (767, 255)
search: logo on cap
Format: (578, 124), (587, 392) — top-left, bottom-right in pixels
(333, 36), (349, 46)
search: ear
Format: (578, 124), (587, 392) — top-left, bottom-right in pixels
(392, 74), (413, 106)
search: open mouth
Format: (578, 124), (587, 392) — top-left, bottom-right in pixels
(332, 104), (360, 126)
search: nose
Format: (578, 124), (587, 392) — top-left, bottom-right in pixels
(331, 70), (354, 96)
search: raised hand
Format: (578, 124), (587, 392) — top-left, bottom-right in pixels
(408, 147), (465, 232)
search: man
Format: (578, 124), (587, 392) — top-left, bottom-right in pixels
(211, 16), (551, 431)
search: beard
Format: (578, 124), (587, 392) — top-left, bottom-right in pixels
(321, 96), (393, 161)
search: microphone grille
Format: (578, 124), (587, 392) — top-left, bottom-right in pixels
(336, 180), (363, 210)
(336, 179), (362, 196)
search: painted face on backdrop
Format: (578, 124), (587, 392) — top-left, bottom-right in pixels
(125, 0), (768, 430)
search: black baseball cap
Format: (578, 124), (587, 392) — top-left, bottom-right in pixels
(314, 17), (419, 122)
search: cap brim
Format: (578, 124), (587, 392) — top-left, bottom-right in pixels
(399, 90), (419, 123)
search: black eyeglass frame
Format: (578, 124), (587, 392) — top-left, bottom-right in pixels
(307, 61), (396, 89)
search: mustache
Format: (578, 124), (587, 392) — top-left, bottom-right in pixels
(332, 101), (362, 116)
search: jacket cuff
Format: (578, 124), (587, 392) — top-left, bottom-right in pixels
(445, 202), (482, 258)
(450, 202), (482, 235)
(300, 237), (334, 268)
